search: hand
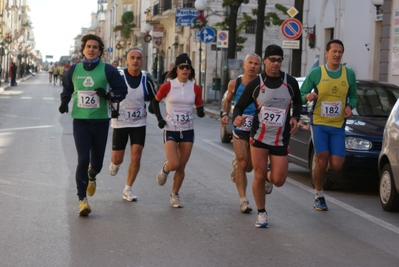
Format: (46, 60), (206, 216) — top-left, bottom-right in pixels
(289, 117), (298, 136)
(158, 119), (167, 129)
(197, 106), (205, 118)
(221, 115), (229, 126)
(59, 98), (69, 114)
(94, 88), (110, 100)
(306, 92), (318, 101)
(233, 115), (248, 127)
(344, 105), (353, 118)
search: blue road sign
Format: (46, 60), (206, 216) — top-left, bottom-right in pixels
(107, 47), (113, 53)
(199, 27), (215, 43)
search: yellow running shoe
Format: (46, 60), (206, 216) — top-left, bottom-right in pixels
(86, 179), (96, 196)
(78, 198), (91, 216)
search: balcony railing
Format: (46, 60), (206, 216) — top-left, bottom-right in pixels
(153, 0), (180, 18)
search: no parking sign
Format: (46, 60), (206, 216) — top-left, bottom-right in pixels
(281, 18), (302, 40)
(217, 31), (229, 48)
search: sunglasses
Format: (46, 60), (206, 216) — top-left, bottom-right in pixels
(178, 64), (191, 70)
(267, 57), (283, 63)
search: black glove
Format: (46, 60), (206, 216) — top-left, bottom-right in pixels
(148, 101), (154, 114)
(158, 118), (167, 129)
(59, 98), (69, 114)
(197, 106), (205, 118)
(94, 88), (111, 100)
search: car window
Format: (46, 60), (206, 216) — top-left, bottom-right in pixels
(354, 85), (399, 117)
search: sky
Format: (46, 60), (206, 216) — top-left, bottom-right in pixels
(27, 0), (98, 62)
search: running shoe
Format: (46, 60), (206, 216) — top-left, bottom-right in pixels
(265, 180), (273, 195)
(230, 157), (237, 183)
(314, 197), (328, 211)
(239, 198), (252, 213)
(86, 168), (97, 196)
(156, 161), (169, 186)
(123, 188), (137, 202)
(109, 162), (120, 176)
(170, 194), (183, 208)
(255, 212), (269, 228)
(78, 198), (91, 216)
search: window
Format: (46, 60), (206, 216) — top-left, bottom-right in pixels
(245, 20), (256, 34)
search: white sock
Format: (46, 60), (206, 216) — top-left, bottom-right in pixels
(124, 185), (131, 191)
(315, 190), (324, 199)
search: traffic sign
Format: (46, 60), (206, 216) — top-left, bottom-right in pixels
(281, 18), (302, 40)
(216, 30), (229, 48)
(199, 27), (215, 43)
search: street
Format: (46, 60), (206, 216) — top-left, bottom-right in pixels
(0, 72), (398, 267)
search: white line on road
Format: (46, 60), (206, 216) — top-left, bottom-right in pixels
(203, 139), (399, 235)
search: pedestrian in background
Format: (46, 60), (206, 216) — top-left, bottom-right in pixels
(152, 53), (204, 208)
(300, 39), (357, 211)
(109, 48), (156, 202)
(58, 34), (127, 216)
(233, 44), (302, 228)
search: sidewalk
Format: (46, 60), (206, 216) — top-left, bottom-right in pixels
(0, 74), (34, 93)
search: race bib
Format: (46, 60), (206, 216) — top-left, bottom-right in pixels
(124, 105), (145, 121)
(259, 106), (286, 127)
(77, 91), (99, 108)
(236, 115), (253, 131)
(171, 110), (193, 126)
(321, 101), (342, 117)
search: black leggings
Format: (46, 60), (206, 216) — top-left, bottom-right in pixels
(73, 119), (109, 199)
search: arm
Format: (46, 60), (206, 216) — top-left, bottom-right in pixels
(233, 78), (259, 127)
(59, 65), (76, 114)
(145, 76), (157, 113)
(221, 79), (235, 126)
(105, 64), (128, 102)
(300, 68), (321, 103)
(288, 76), (302, 135)
(152, 83), (171, 128)
(345, 68), (358, 118)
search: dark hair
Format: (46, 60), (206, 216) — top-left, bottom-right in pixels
(80, 34), (105, 57)
(326, 39), (344, 52)
(167, 65), (196, 81)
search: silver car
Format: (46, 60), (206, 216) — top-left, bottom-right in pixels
(378, 98), (399, 212)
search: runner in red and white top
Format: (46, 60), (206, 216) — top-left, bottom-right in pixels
(152, 53), (204, 208)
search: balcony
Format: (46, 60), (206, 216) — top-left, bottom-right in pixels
(153, 0), (177, 21)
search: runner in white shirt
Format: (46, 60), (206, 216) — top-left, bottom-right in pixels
(47, 62), (54, 83)
(152, 53), (204, 208)
(109, 48), (156, 201)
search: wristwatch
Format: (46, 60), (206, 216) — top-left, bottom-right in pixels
(221, 112), (228, 118)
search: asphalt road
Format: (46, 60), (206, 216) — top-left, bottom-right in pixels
(0, 72), (398, 267)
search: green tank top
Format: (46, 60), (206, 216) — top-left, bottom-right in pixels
(71, 62), (110, 119)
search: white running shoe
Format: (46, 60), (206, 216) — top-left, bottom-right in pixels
(170, 194), (183, 208)
(156, 161), (169, 186)
(109, 162), (120, 176)
(255, 212), (269, 228)
(123, 188), (137, 202)
(239, 198), (252, 213)
(230, 157), (237, 183)
(265, 180), (273, 194)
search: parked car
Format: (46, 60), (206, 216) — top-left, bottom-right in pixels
(378, 98), (399, 211)
(288, 79), (399, 190)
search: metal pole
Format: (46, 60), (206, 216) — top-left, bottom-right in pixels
(199, 41), (202, 88)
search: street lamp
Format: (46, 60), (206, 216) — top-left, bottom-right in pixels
(194, 0), (207, 89)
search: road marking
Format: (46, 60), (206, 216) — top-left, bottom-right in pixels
(203, 138), (399, 235)
(287, 178), (399, 235)
(21, 96), (32, 99)
(43, 97), (54, 100)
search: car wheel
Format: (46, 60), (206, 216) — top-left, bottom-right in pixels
(220, 126), (232, 143)
(379, 164), (399, 212)
(309, 148), (334, 190)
